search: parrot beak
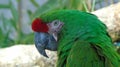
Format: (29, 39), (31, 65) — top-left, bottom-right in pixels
(34, 32), (49, 58)
(36, 43), (49, 58)
(34, 32), (57, 58)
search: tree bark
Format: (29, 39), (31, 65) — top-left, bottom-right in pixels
(92, 2), (120, 42)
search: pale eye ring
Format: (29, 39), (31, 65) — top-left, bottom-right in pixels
(53, 20), (59, 26)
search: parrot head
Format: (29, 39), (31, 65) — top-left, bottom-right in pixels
(31, 18), (64, 58)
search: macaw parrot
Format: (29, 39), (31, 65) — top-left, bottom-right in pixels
(31, 10), (120, 67)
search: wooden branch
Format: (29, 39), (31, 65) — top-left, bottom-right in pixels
(92, 2), (120, 42)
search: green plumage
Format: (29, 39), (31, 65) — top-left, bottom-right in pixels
(40, 10), (120, 67)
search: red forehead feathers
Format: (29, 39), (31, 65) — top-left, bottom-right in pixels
(31, 18), (48, 32)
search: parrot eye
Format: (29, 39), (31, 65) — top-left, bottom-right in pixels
(53, 20), (59, 26)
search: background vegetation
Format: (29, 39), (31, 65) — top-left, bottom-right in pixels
(0, 0), (119, 48)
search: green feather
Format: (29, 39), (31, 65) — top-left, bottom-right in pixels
(40, 10), (120, 67)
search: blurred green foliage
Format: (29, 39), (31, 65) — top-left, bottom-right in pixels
(0, 1), (34, 47)
(32, 0), (96, 18)
(0, 0), (119, 48)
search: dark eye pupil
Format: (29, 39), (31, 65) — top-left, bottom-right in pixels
(54, 22), (58, 26)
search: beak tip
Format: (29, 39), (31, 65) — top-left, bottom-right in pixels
(42, 54), (49, 58)
(39, 49), (49, 58)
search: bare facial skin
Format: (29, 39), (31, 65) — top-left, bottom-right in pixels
(47, 20), (64, 41)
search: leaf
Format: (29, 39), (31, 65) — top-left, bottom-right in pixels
(10, 18), (17, 30)
(63, 0), (86, 10)
(0, 14), (5, 31)
(0, 14), (14, 48)
(0, 4), (9, 8)
(1, 14), (9, 31)
(2, 14), (13, 27)
(21, 33), (34, 44)
(9, 1), (18, 23)
(0, 28), (4, 39)
(30, 0), (39, 7)
(82, 1), (89, 12)
(32, 0), (61, 19)
(27, 10), (33, 20)
(91, 0), (96, 12)
(70, 0), (84, 9)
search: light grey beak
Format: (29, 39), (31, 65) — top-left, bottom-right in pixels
(52, 33), (58, 41)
